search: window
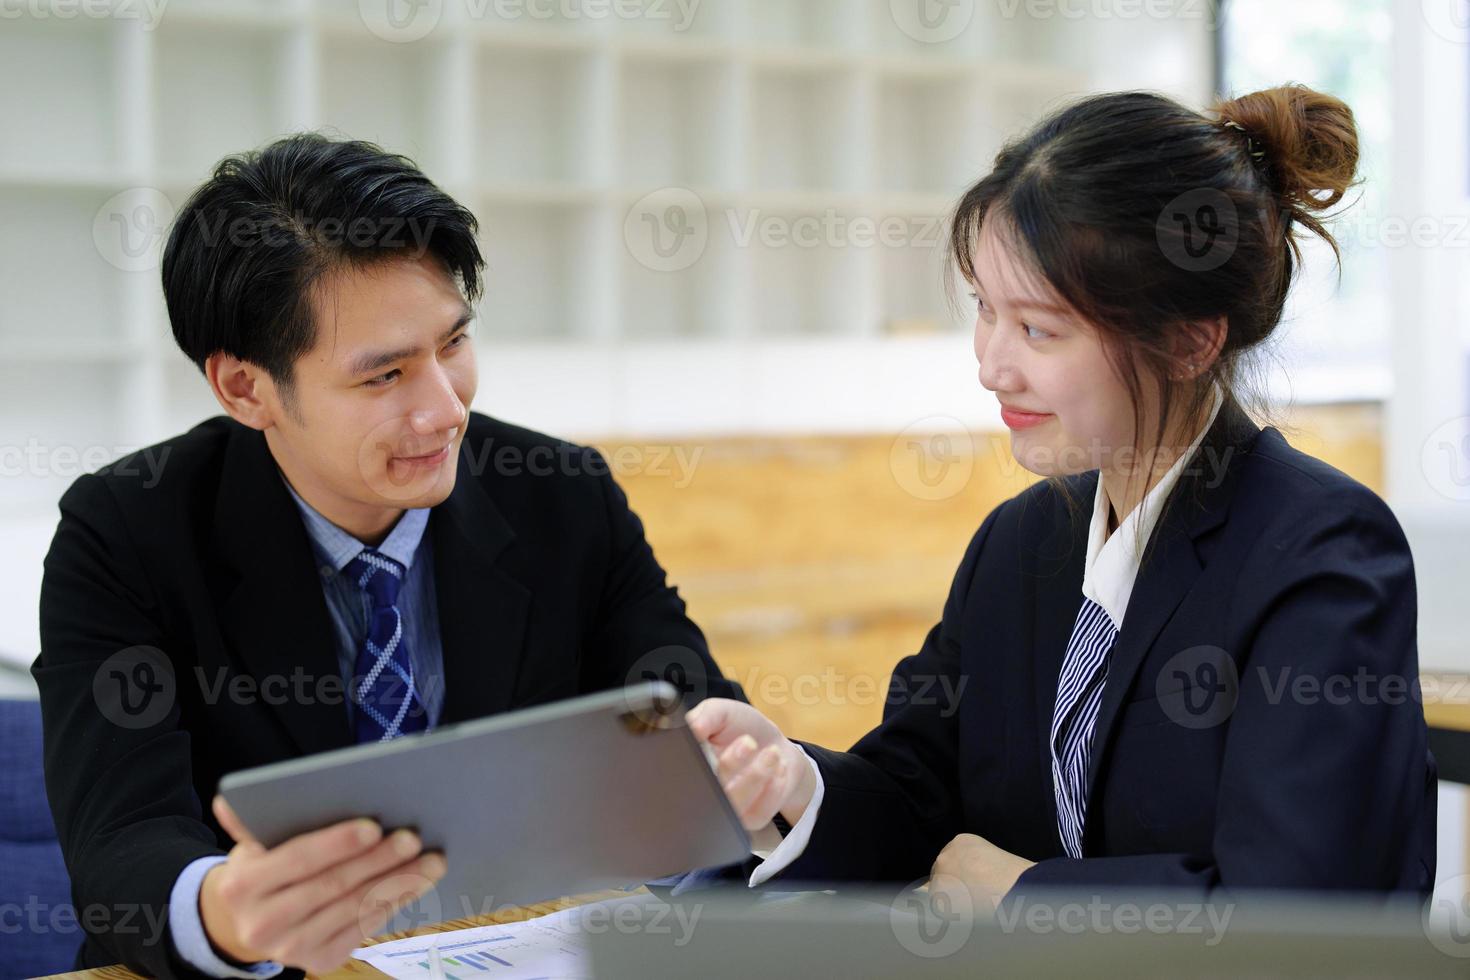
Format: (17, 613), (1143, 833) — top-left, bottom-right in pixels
(1221, 0), (1394, 402)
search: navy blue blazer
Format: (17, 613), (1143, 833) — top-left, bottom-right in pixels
(776, 398), (1436, 896)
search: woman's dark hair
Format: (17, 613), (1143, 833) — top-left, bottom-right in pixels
(948, 82), (1360, 541)
(161, 133), (485, 410)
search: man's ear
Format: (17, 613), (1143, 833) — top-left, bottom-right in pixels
(1173, 315), (1228, 380)
(204, 353), (281, 431)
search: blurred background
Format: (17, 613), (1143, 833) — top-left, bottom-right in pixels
(0, 0), (1467, 910)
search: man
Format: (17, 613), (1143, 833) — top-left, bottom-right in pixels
(33, 134), (740, 979)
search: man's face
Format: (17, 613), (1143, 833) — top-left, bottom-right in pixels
(262, 254), (478, 530)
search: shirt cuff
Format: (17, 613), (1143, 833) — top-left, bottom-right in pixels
(170, 855), (285, 978)
(747, 747), (825, 887)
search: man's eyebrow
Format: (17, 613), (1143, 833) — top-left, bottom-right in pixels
(347, 307), (475, 377)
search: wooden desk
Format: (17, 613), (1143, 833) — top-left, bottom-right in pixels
(37, 890), (632, 980)
(1422, 672), (1470, 734)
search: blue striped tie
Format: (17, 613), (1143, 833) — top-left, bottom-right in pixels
(1050, 595), (1120, 858)
(346, 549), (428, 743)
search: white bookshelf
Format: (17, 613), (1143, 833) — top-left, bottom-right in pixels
(0, 0), (1215, 533)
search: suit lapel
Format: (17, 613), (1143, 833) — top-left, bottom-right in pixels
(430, 445), (531, 726)
(212, 425), (353, 757)
(1080, 399), (1262, 813)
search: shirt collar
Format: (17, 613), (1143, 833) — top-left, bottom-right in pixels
(279, 473), (430, 573)
(1082, 383), (1224, 631)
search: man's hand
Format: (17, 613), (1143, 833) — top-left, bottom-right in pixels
(929, 833), (1036, 911)
(686, 698), (816, 832)
(200, 796), (447, 975)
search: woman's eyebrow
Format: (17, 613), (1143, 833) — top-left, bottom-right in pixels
(972, 275), (1070, 315)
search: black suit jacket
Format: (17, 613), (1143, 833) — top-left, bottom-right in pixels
(774, 399), (1436, 897)
(32, 413), (741, 978)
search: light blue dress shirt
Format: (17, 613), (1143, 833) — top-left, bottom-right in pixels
(169, 480), (444, 977)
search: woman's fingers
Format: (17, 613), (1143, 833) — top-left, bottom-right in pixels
(736, 755), (792, 830)
(685, 699), (728, 744)
(716, 734), (759, 781)
(721, 744), (786, 830)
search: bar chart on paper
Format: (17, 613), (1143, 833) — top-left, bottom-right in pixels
(350, 893), (663, 980)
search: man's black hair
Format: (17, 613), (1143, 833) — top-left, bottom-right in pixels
(162, 133), (484, 406)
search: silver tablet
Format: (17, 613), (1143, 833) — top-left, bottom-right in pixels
(217, 681), (750, 930)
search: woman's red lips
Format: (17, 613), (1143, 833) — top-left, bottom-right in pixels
(1000, 407), (1054, 430)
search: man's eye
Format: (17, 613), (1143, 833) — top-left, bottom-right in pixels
(445, 333), (468, 350)
(365, 369), (400, 387)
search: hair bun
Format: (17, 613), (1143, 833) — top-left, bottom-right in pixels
(1213, 82), (1359, 212)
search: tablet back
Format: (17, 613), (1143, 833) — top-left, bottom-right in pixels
(218, 682), (750, 931)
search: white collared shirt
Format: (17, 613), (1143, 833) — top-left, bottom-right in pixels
(1082, 383), (1223, 631)
(749, 383), (1224, 885)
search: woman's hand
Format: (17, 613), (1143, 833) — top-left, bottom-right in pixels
(686, 698), (817, 832)
(929, 833), (1036, 910)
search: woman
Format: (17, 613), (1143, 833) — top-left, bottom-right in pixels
(688, 83), (1436, 905)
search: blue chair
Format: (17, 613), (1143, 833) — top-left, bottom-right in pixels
(1, 697), (78, 980)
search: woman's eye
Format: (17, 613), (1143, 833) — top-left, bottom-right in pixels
(445, 333), (468, 351)
(1023, 324), (1050, 340)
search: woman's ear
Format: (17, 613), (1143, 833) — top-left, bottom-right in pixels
(204, 352), (279, 431)
(1173, 315), (1228, 380)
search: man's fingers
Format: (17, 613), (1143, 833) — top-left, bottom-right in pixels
(281, 852), (447, 961)
(250, 818), (383, 894)
(324, 858), (445, 953)
(213, 795), (257, 846)
(248, 829), (425, 940)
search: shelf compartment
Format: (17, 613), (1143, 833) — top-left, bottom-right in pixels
(875, 71), (989, 196)
(153, 23), (295, 181)
(476, 46), (599, 184)
(748, 67), (854, 192)
(476, 201), (598, 340)
(741, 0), (866, 50)
(741, 208), (870, 337)
(0, 189), (130, 346)
(617, 56), (732, 188)
(0, 18), (118, 179)
(319, 35), (443, 168)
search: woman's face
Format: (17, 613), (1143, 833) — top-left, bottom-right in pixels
(970, 218), (1152, 479)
